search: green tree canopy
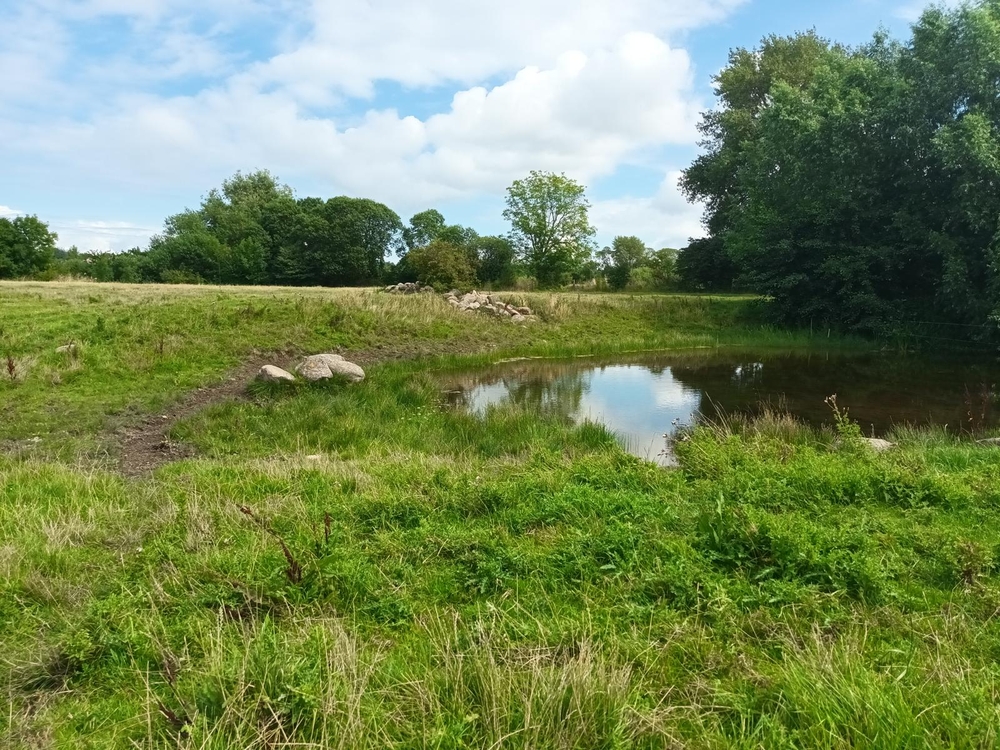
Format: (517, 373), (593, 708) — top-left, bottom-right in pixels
(600, 236), (650, 290)
(683, 0), (1000, 334)
(406, 239), (477, 290)
(503, 171), (596, 288)
(0, 215), (58, 279)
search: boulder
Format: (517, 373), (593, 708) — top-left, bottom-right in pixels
(56, 343), (77, 354)
(296, 354), (365, 383)
(257, 365), (296, 383)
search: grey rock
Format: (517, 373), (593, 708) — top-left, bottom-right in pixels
(257, 365), (296, 383)
(296, 354), (365, 383)
(56, 343), (77, 354)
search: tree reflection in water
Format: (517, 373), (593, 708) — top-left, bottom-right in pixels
(440, 350), (1000, 464)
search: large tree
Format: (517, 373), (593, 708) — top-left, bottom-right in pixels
(0, 215), (58, 278)
(682, 31), (836, 240)
(683, 1), (1000, 334)
(503, 171), (596, 288)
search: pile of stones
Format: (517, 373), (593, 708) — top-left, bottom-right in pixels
(384, 281), (436, 294)
(445, 290), (535, 323)
(257, 353), (365, 385)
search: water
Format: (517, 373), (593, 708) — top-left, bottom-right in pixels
(440, 350), (1000, 465)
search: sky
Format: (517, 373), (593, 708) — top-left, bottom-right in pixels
(0, 0), (958, 253)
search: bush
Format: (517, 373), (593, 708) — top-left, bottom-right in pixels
(406, 239), (477, 289)
(626, 266), (655, 291)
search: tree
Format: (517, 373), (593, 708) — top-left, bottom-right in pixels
(0, 215), (57, 278)
(148, 211), (228, 284)
(682, 0), (1000, 334)
(402, 210), (446, 252)
(676, 238), (735, 292)
(474, 236), (517, 287)
(406, 239), (477, 289)
(648, 248), (679, 290)
(682, 31), (836, 239)
(503, 171), (596, 288)
(600, 236), (649, 290)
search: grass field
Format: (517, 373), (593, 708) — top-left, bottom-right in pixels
(3, 282), (1000, 748)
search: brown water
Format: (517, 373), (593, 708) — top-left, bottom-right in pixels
(440, 350), (1000, 465)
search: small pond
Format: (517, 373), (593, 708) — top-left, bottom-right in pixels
(439, 350), (1000, 465)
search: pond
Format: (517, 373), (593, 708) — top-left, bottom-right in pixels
(439, 350), (1000, 465)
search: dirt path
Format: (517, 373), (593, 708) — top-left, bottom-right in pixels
(117, 357), (277, 477)
(115, 340), (508, 478)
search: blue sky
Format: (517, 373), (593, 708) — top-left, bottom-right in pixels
(0, 0), (955, 252)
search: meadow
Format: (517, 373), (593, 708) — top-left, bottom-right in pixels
(3, 282), (1000, 749)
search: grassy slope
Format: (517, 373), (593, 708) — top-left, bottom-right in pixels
(3, 282), (1000, 748)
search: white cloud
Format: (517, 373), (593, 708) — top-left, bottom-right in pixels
(16, 33), (703, 217)
(49, 220), (160, 252)
(591, 171), (705, 249)
(0, 206), (22, 218)
(246, 0), (745, 99)
(1, 0), (740, 246)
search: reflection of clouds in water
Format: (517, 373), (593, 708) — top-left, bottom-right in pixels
(445, 351), (1000, 459)
(565, 365), (700, 464)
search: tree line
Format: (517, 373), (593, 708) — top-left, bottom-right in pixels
(2, 170), (682, 292)
(682, 0), (1000, 338)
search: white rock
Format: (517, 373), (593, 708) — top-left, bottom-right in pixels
(56, 343), (77, 354)
(257, 365), (296, 383)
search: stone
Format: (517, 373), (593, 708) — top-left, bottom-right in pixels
(977, 437), (1000, 446)
(296, 354), (365, 383)
(56, 343), (77, 354)
(515, 306), (532, 315)
(864, 437), (895, 452)
(510, 314), (526, 323)
(257, 365), (296, 383)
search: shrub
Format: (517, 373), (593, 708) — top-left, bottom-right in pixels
(406, 239), (477, 289)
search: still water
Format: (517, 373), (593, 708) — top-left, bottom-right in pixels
(440, 350), (1000, 465)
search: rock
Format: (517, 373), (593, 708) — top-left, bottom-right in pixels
(510, 314), (526, 323)
(296, 354), (365, 383)
(257, 365), (296, 383)
(864, 437), (895, 452)
(977, 437), (1000, 446)
(515, 306), (532, 315)
(56, 343), (77, 354)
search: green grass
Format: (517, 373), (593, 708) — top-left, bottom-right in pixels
(3, 281), (999, 748)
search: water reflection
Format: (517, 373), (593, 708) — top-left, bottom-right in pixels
(440, 351), (1000, 465)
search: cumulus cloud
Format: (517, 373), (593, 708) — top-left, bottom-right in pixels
(0, 0), (739, 247)
(590, 171), (706, 250)
(0, 206), (22, 218)
(16, 32), (702, 215)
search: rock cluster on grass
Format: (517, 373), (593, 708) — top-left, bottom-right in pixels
(256, 354), (365, 385)
(445, 290), (536, 323)
(384, 281), (436, 294)
(382, 283), (536, 323)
